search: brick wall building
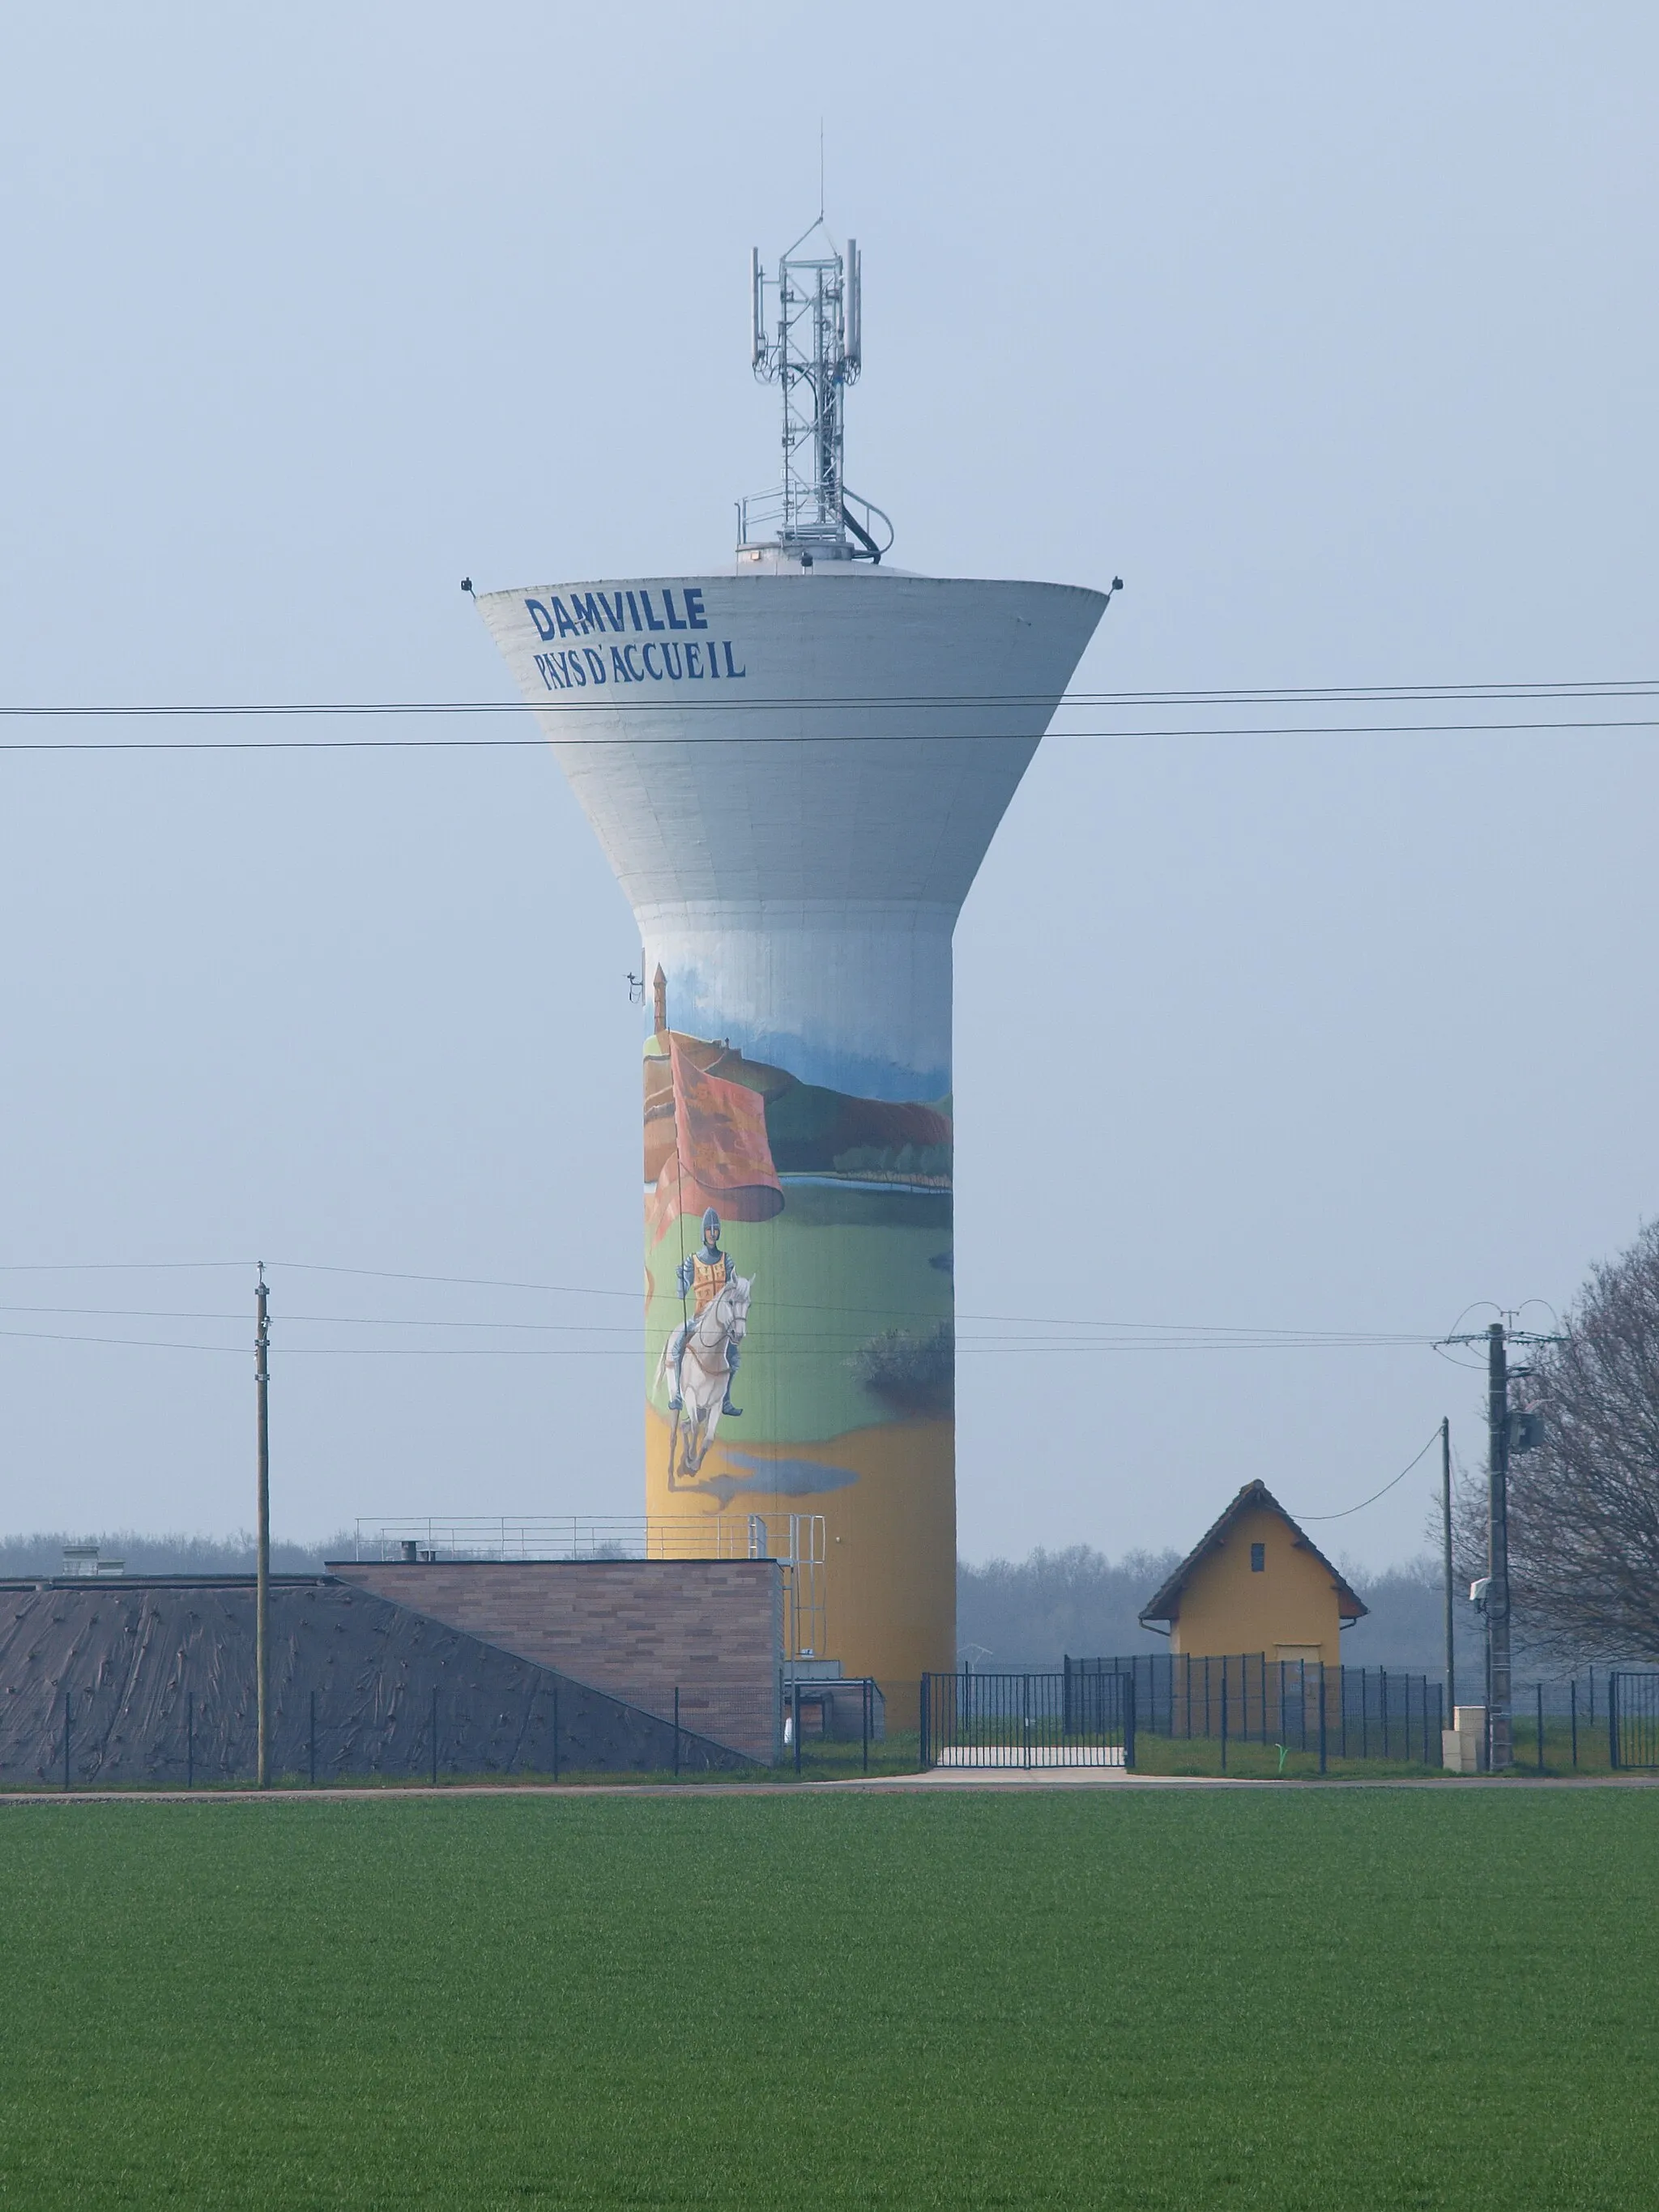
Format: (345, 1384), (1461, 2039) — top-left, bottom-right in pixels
(330, 1558), (783, 1762)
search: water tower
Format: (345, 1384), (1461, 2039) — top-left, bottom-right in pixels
(477, 222), (1107, 1715)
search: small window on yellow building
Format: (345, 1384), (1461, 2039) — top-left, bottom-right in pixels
(1250, 1542), (1265, 1571)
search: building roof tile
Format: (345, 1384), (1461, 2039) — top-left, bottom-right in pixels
(1138, 1480), (1368, 1627)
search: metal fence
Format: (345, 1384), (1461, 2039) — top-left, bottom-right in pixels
(1508, 1672), (1618, 1771)
(782, 1678), (882, 1775)
(919, 1670), (1136, 1770)
(1610, 1673), (1659, 1770)
(1064, 1654), (1443, 1767)
(1062, 1655), (1657, 1771)
(9, 1678), (775, 1792)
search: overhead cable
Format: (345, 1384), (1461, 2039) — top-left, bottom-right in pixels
(2, 674), (1657, 718)
(0, 716), (1654, 752)
(1291, 1430), (1444, 1521)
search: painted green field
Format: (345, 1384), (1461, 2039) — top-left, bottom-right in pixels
(0, 1789), (1653, 2208)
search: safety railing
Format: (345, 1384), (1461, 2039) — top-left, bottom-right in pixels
(352, 1512), (825, 1663)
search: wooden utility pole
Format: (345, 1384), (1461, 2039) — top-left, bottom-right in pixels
(255, 1264), (271, 1790)
(1440, 1417), (1455, 1720)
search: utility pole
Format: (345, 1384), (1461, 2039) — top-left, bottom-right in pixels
(1435, 1314), (1562, 1775)
(255, 1264), (271, 1791)
(1486, 1323), (1512, 1772)
(1440, 1417), (1455, 1720)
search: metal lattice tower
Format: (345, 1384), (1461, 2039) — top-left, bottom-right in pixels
(740, 220), (892, 562)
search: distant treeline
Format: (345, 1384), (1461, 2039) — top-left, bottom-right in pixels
(0, 1530), (349, 1579)
(957, 1544), (1496, 1677)
(0, 1528), (1516, 1680)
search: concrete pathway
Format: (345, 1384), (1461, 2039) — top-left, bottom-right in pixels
(2, 1770), (1657, 1805)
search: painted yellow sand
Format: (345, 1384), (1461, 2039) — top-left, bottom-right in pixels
(646, 1408), (953, 1725)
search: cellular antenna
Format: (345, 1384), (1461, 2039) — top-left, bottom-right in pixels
(740, 222), (891, 564)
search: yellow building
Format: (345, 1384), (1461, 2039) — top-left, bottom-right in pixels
(1139, 1481), (1367, 1669)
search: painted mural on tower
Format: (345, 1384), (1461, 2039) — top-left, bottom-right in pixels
(642, 979), (954, 1522)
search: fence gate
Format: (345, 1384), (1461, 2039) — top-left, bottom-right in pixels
(1610, 1673), (1659, 1770)
(920, 1671), (1135, 1770)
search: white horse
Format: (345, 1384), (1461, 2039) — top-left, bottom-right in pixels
(656, 1273), (753, 1481)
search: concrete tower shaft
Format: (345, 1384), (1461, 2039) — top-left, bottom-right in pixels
(479, 564), (1105, 1708)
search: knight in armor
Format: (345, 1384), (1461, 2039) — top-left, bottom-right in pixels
(668, 1207), (742, 1416)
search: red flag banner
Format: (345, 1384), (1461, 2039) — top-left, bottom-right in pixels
(645, 1149), (686, 1249)
(649, 1038), (783, 1245)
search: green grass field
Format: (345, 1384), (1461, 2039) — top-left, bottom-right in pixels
(1, 1789), (1654, 2208)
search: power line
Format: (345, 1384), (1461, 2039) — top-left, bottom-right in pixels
(0, 1326), (244, 1354)
(0, 1259), (250, 1274)
(0, 1259), (1435, 1345)
(2, 676), (1656, 718)
(211, 1256), (1446, 1336)
(256, 1255), (1436, 1335)
(0, 717), (1656, 753)
(1291, 1430), (1444, 1521)
(1063, 680), (1659, 705)
(0, 1295), (1431, 1346)
(0, 1326), (1435, 1358)
(269, 1259), (638, 1300)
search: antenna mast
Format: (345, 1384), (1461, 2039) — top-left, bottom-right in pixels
(740, 222), (891, 564)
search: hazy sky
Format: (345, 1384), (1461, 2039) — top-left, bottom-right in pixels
(1, 6), (1654, 1571)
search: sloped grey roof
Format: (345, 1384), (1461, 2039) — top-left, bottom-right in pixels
(1138, 1481), (1368, 1627)
(0, 1577), (751, 1784)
